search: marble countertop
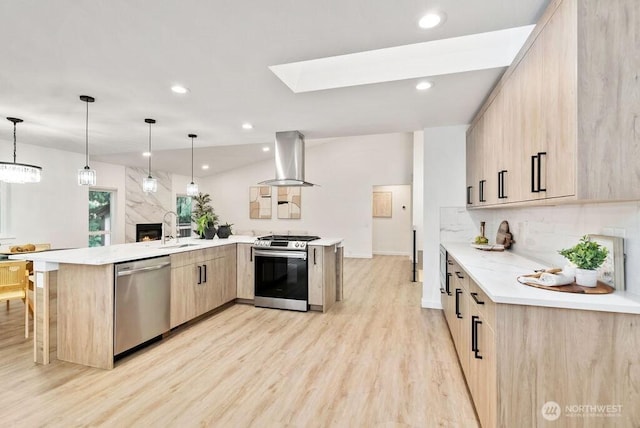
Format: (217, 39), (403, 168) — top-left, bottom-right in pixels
(442, 242), (640, 315)
(9, 236), (344, 266)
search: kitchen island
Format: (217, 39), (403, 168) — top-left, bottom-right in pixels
(11, 236), (343, 369)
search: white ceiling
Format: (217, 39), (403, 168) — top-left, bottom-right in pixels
(0, 0), (549, 177)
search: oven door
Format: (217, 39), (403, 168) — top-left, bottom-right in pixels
(254, 249), (309, 311)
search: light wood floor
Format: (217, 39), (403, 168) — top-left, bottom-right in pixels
(0, 256), (478, 427)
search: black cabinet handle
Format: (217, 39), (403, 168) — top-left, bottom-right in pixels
(447, 259), (453, 266)
(455, 289), (462, 319)
(455, 271), (464, 279)
(466, 186), (473, 205)
(250, 247), (253, 262)
(531, 154), (538, 193)
(470, 292), (484, 305)
(479, 180), (486, 202)
(203, 264), (207, 283)
(446, 273), (452, 296)
(498, 170), (508, 199)
(537, 152), (546, 192)
(472, 316), (483, 359)
(313, 248), (317, 265)
(197, 265), (202, 285)
(440, 287), (445, 294)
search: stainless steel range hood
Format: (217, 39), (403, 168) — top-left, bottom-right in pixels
(259, 130), (316, 187)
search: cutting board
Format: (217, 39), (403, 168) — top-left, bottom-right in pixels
(496, 220), (514, 249)
(519, 273), (614, 294)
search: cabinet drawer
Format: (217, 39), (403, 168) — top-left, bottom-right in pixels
(451, 265), (470, 292)
(170, 244), (235, 268)
(469, 279), (496, 329)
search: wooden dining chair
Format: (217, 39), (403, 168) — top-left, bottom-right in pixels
(0, 260), (30, 338)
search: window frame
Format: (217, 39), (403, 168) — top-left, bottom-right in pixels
(176, 194), (193, 238)
(88, 188), (116, 247)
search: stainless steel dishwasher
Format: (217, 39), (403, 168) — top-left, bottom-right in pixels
(114, 256), (171, 355)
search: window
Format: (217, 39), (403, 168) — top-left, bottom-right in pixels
(89, 190), (114, 247)
(176, 195), (192, 238)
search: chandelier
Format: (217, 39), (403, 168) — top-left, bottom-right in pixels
(0, 117), (42, 183)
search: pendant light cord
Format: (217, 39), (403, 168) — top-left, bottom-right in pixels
(191, 136), (194, 182)
(85, 100), (89, 167)
(12, 122), (17, 163)
(148, 122), (152, 177)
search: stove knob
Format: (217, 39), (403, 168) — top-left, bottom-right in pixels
(295, 243), (299, 247)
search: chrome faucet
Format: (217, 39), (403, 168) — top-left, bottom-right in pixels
(162, 211), (179, 245)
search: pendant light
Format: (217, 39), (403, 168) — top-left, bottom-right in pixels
(142, 118), (157, 193)
(186, 133), (198, 196)
(0, 117), (42, 183)
(78, 95), (96, 186)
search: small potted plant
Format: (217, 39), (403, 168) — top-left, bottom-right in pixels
(217, 223), (233, 239)
(196, 212), (217, 240)
(191, 192), (219, 238)
(558, 235), (608, 287)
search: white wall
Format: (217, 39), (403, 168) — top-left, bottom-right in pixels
(422, 125), (468, 308)
(205, 132), (413, 258)
(412, 131), (424, 251)
(372, 184), (412, 256)
(2, 142), (88, 249)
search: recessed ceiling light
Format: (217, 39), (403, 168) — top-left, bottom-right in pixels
(142, 151), (151, 157)
(262, 147), (270, 152)
(416, 81), (433, 91)
(201, 164), (210, 170)
(242, 123), (253, 130)
(171, 85), (189, 94)
(419, 13), (443, 29)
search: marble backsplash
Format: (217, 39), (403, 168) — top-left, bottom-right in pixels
(441, 201), (640, 296)
(125, 167), (172, 243)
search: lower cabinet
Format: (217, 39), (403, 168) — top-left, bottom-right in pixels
(236, 243), (254, 300)
(170, 245), (237, 328)
(442, 254), (638, 428)
(308, 245), (338, 312)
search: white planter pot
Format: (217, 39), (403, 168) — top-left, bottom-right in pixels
(575, 268), (598, 287)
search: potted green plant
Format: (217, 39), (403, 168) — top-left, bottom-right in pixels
(217, 223), (233, 239)
(196, 212), (217, 240)
(558, 235), (608, 287)
(191, 192), (219, 239)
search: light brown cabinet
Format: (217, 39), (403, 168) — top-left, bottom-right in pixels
(442, 251), (639, 427)
(308, 245), (338, 312)
(236, 243), (254, 300)
(170, 245), (236, 328)
(466, 0), (640, 208)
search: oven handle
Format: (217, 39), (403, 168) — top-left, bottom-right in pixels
(253, 249), (308, 260)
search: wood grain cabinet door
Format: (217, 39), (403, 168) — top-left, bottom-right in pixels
(236, 243), (254, 300)
(308, 245), (324, 307)
(170, 264), (199, 328)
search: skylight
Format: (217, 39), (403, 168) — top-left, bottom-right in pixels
(269, 25), (535, 93)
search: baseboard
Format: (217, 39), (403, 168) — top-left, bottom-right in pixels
(421, 298), (443, 310)
(372, 251), (412, 257)
(345, 253), (372, 259)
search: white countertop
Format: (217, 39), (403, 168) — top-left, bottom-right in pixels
(9, 236), (344, 266)
(442, 242), (640, 315)
(309, 238), (343, 246)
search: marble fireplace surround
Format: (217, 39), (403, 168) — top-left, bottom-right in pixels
(125, 167), (172, 243)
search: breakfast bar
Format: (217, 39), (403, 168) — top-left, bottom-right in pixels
(11, 236), (344, 369)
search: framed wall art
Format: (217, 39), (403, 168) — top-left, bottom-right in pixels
(249, 186), (272, 219)
(277, 187), (301, 219)
(588, 234), (625, 290)
(372, 191), (392, 218)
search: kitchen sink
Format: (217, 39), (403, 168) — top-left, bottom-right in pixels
(160, 243), (201, 249)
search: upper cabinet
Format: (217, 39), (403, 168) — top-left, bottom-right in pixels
(466, 0), (639, 208)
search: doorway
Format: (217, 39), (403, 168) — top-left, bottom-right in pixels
(372, 184), (412, 257)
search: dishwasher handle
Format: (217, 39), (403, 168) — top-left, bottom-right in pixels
(117, 262), (171, 277)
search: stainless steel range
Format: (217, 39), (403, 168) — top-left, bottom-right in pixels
(253, 235), (320, 312)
